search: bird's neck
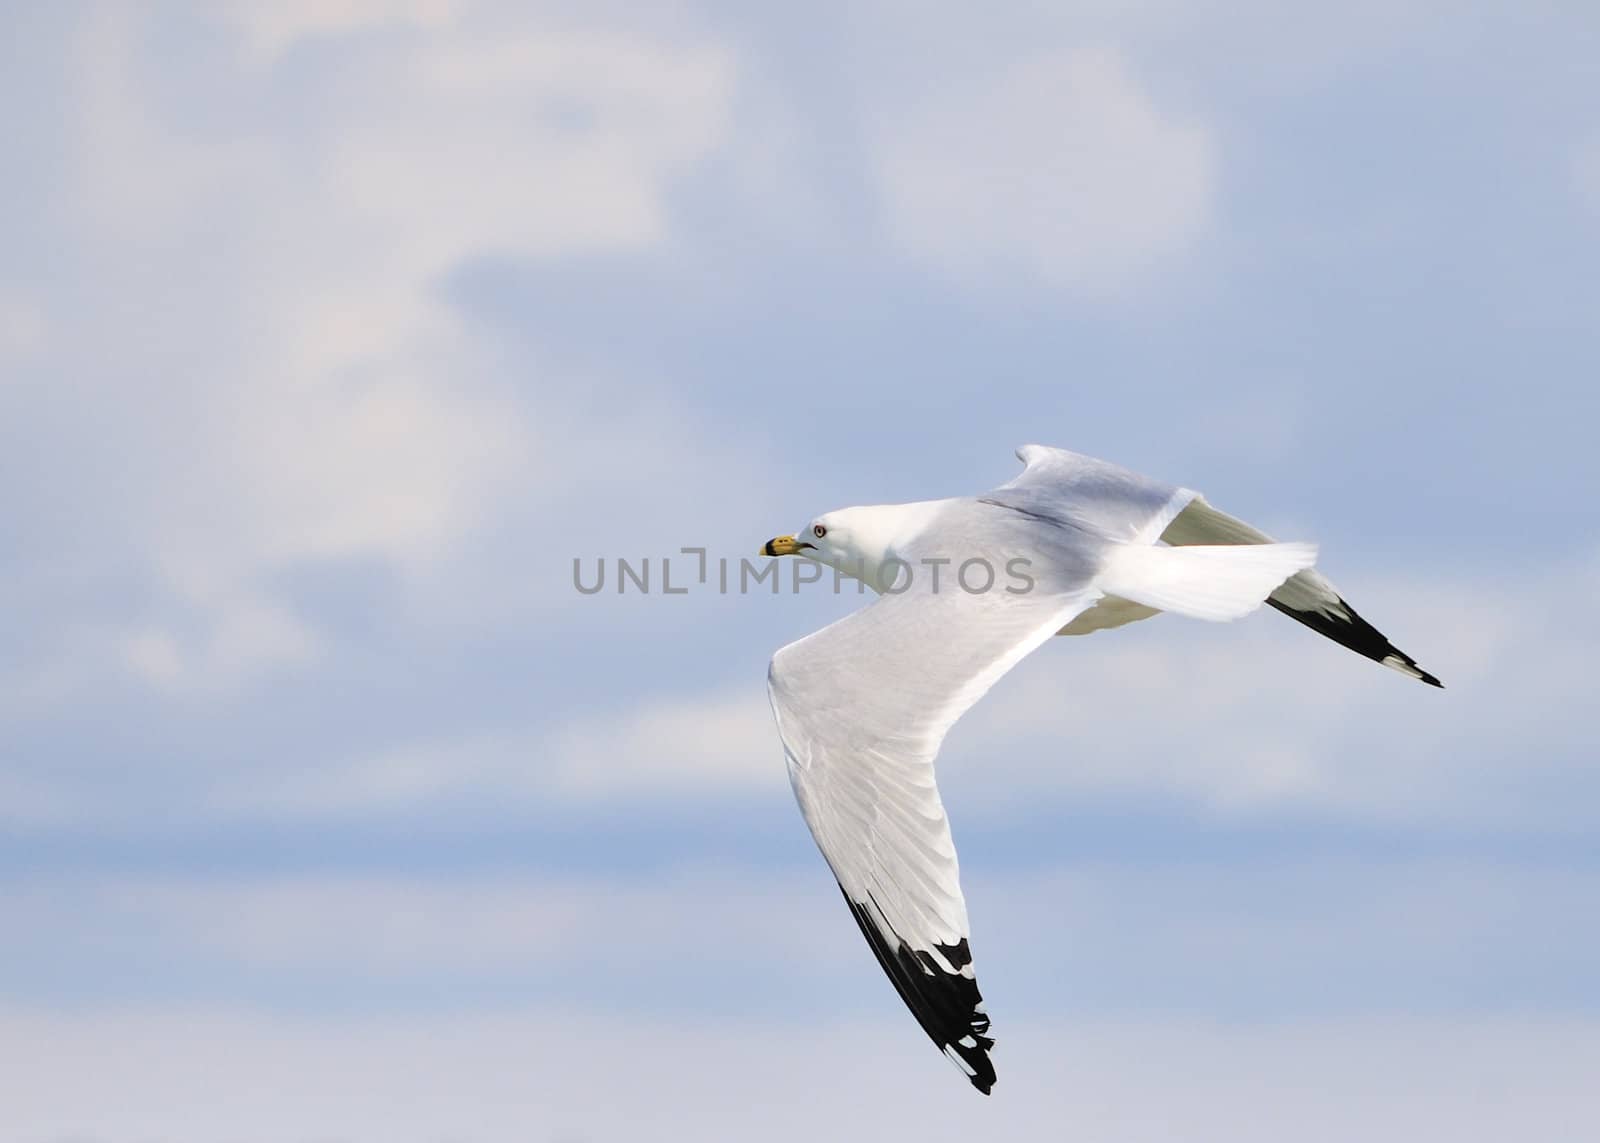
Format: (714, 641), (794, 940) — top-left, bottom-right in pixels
(834, 500), (951, 593)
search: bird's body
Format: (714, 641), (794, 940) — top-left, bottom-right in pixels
(760, 445), (1439, 1095)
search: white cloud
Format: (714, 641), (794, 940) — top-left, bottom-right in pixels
(868, 45), (1216, 293)
(26, 856), (1594, 997)
(942, 559), (1597, 829)
(106, 876), (613, 971)
(40, 866), (847, 978)
(118, 593), (323, 692)
(546, 681), (781, 797)
(0, 1006), (1594, 1142)
(238, 678), (784, 819)
(259, 568), (1484, 824)
(228, 0), (460, 69)
(7, 553), (1592, 833)
(412, 558), (1592, 835)
(4, 855), (1595, 1137)
(40, 4), (735, 690)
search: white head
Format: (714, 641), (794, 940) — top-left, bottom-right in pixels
(759, 505), (909, 591)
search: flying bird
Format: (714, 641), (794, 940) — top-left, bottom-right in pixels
(759, 444), (1440, 1095)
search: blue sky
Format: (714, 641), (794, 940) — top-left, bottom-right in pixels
(3, 2), (1599, 1139)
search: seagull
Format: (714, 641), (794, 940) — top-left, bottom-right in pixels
(759, 444), (1440, 1095)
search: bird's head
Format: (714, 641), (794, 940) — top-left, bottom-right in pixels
(760, 511), (843, 563)
(760, 507), (896, 589)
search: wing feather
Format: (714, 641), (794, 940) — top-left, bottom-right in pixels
(768, 575), (1098, 1094)
(1162, 496), (1442, 686)
(995, 443), (1199, 543)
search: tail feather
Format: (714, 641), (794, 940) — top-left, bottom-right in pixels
(1100, 542), (1319, 623)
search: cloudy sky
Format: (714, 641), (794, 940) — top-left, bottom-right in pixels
(3, 2), (1598, 1139)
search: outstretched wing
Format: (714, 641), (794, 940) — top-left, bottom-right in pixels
(1161, 495), (1442, 686)
(768, 566), (1099, 1093)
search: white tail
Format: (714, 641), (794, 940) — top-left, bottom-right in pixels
(1099, 541), (1319, 623)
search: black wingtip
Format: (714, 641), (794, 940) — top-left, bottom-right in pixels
(1383, 650), (1444, 688)
(962, 1058), (995, 1095)
(1266, 596), (1443, 689)
(941, 1020), (998, 1094)
(840, 887), (997, 1093)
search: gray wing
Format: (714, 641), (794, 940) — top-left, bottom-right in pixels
(768, 554), (1100, 1094)
(989, 443), (1198, 543)
(996, 444), (1190, 637)
(1162, 496), (1442, 686)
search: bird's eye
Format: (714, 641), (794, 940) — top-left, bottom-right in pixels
(813, 524), (827, 539)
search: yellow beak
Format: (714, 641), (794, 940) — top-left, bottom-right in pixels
(760, 534), (802, 557)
